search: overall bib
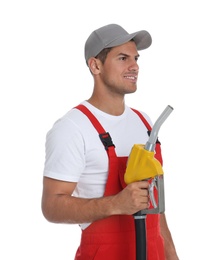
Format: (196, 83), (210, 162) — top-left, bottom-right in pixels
(74, 105), (165, 260)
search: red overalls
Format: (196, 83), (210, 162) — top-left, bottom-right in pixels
(74, 105), (165, 260)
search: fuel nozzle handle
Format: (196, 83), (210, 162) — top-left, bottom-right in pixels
(145, 105), (174, 152)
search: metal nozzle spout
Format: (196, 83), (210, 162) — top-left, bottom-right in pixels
(145, 105), (173, 151)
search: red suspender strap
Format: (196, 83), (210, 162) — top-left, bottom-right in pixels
(75, 104), (116, 153)
(130, 108), (163, 165)
(75, 104), (119, 196)
(75, 104), (106, 134)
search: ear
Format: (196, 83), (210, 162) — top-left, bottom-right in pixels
(88, 57), (100, 74)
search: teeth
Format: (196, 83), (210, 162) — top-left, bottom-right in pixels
(125, 76), (137, 79)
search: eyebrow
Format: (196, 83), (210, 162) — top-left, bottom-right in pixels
(117, 53), (140, 58)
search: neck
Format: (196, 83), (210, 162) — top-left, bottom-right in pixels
(87, 96), (125, 116)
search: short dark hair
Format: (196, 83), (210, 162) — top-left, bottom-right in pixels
(95, 47), (112, 64)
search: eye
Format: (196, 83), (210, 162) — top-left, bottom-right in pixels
(135, 56), (139, 62)
(119, 56), (127, 61)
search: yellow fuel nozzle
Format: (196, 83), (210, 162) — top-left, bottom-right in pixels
(124, 144), (163, 184)
(124, 144), (165, 214)
(124, 105), (173, 215)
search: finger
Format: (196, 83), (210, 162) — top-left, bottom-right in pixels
(140, 188), (148, 197)
(137, 180), (149, 189)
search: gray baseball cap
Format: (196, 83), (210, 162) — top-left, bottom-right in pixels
(84, 24), (152, 63)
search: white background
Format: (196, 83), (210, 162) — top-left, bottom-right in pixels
(1, 0), (221, 259)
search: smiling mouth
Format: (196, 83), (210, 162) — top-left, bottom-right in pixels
(124, 75), (138, 80)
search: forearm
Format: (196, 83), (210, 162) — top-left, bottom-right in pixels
(42, 194), (117, 224)
(160, 214), (179, 260)
(41, 178), (150, 224)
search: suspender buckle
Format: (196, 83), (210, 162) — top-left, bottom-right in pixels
(99, 132), (115, 150)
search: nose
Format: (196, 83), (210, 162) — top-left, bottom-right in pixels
(129, 59), (139, 71)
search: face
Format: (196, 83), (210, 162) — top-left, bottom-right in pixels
(98, 41), (140, 95)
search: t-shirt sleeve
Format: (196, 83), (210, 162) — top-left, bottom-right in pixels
(43, 117), (85, 182)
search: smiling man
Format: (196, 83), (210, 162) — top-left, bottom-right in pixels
(41, 24), (179, 260)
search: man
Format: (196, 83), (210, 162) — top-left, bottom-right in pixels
(41, 24), (179, 259)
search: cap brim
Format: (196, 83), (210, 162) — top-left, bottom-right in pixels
(106, 30), (152, 50)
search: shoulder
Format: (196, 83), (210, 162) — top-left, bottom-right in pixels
(49, 103), (92, 132)
(45, 106), (92, 147)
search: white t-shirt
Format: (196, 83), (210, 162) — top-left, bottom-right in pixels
(43, 101), (153, 229)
